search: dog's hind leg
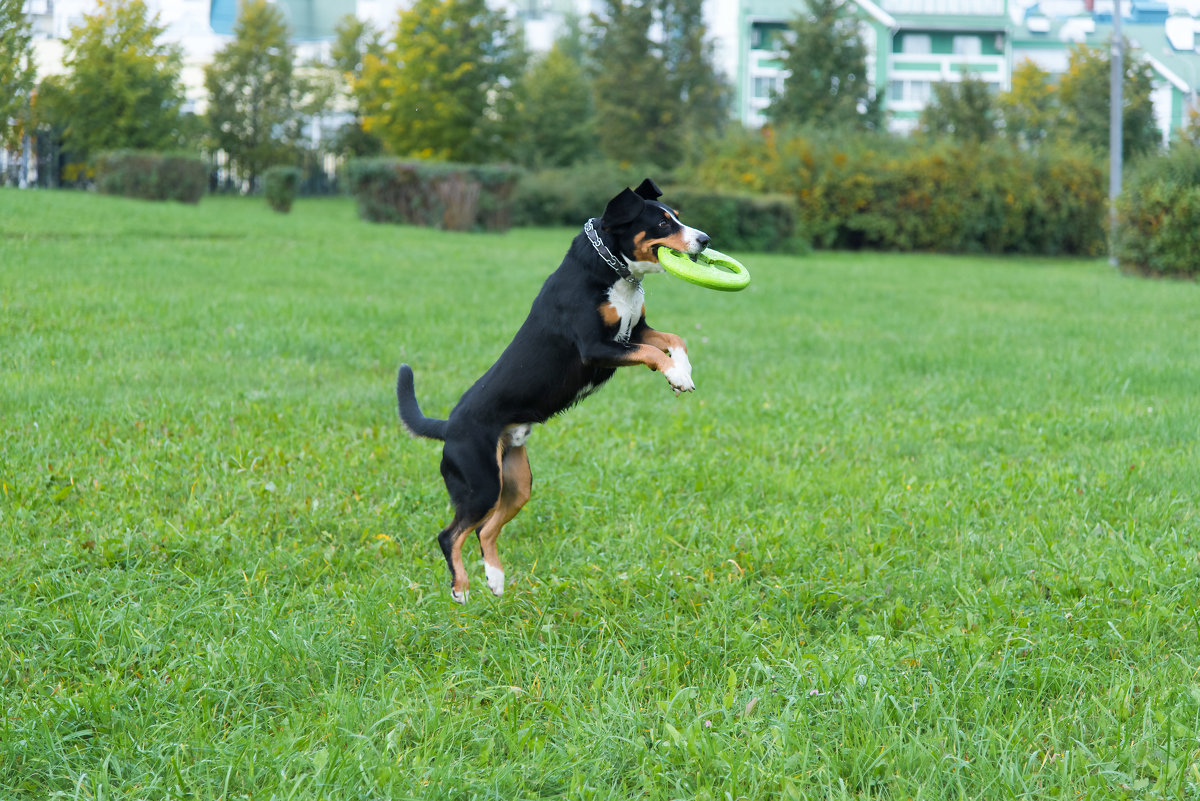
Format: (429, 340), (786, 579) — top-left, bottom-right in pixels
(477, 444), (532, 597)
(438, 516), (489, 605)
(438, 437), (503, 604)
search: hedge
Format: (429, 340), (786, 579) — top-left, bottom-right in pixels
(346, 159), (522, 232)
(94, 151), (207, 204)
(509, 162), (676, 228)
(663, 188), (802, 254)
(509, 165), (799, 253)
(1115, 143), (1200, 278)
(697, 130), (1108, 257)
(264, 165), (302, 213)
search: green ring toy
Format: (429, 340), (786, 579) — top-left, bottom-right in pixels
(657, 247), (751, 292)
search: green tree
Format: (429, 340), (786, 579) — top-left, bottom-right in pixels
(510, 42), (598, 167)
(1181, 105), (1200, 148)
(1056, 42), (1159, 160)
(205, 0), (301, 190)
(0, 0), (36, 151)
(998, 58), (1057, 147)
(769, 0), (883, 130)
(353, 0), (525, 163)
(659, 0), (730, 155)
(49, 0), (186, 163)
(590, 0), (681, 165)
(918, 72), (997, 142)
(331, 14), (382, 76)
(327, 14), (384, 158)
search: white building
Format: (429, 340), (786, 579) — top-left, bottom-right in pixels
(20, 0), (1200, 139)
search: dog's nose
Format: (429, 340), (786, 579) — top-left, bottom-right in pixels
(696, 232), (711, 251)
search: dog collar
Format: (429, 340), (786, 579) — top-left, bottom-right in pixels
(584, 218), (639, 286)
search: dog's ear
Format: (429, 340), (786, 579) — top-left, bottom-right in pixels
(634, 178), (662, 200)
(602, 187), (645, 228)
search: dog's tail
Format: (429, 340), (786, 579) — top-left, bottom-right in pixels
(397, 364), (448, 440)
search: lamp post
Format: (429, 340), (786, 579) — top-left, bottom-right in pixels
(1108, 0), (1123, 268)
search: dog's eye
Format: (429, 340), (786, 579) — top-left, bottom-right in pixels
(658, 220), (670, 229)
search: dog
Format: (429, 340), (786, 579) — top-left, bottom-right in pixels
(396, 178), (710, 603)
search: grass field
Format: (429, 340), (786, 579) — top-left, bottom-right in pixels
(2, 188), (1199, 800)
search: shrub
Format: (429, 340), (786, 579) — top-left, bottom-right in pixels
(695, 129), (1107, 257)
(664, 188), (804, 253)
(1024, 145), (1108, 258)
(510, 162), (675, 228)
(1115, 143), (1200, 278)
(472, 164), (523, 232)
(94, 151), (206, 203)
(263, 165), (302, 213)
(512, 168), (802, 252)
(807, 140), (1104, 256)
(345, 159), (522, 232)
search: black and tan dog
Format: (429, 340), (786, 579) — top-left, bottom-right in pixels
(396, 178), (709, 603)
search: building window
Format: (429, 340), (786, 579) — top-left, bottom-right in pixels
(889, 79), (932, 104)
(952, 35), (982, 56)
(901, 33), (932, 55)
(751, 22), (789, 52)
(752, 75), (784, 100)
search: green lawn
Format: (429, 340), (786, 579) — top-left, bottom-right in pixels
(2, 189), (1199, 800)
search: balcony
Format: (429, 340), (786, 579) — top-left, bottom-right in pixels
(890, 51), (1006, 81)
(887, 53), (1007, 113)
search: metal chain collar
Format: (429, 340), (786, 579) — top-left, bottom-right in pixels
(584, 218), (639, 285)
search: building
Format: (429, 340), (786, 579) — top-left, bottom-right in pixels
(23, 0), (422, 114)
(18, 0), (1200, 140)
(731, 0), (1200, 141)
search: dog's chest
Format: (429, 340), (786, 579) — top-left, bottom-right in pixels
(603, 279), (644, 342)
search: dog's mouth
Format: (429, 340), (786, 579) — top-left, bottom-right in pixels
(655, 244), (704, 263)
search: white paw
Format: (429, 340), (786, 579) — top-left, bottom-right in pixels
(668, 346), (692, 374)
(667, 359), (696, 393)
(664, 367), (695, 394)
(665, 347), (694, 393)
(485, 563), (505, 596)
(451, 588), (469, 605)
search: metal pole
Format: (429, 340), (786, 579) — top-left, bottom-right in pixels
(1108, 0), (1123, 268)
(19, 96), (32, 189)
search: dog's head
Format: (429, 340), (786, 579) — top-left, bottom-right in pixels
(601, 178), (709, 266)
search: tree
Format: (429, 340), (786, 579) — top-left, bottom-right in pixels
(1182, 105), (1200, 148)
(510, 42), (598, 167)
(205, 0), (301, 190)
(768, 0), (883, 130)
(330, 14), (382, 77)
(0, 0), (36, 152)
(327, 14), (384, 158)
(590, 0), (684, 165)
(918, 72), (996, 142)
(998, 58), (1057, 147)
(658, 0), (730, 156)
(48, 0), (186, 162)
(1056, 42), (1159, 160)
(353, 0), (525, 163)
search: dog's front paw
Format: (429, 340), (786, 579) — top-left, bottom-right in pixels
(664, 364), (695, 394)
(664, 348), (695, 394)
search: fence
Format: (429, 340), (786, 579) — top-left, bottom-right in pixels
(1, 139), (345, 196)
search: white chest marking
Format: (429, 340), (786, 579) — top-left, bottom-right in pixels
(607, 280), (644, 342)
(503, 423), (532, 447)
